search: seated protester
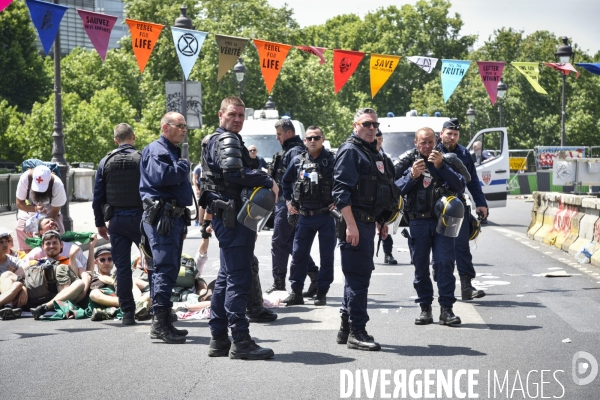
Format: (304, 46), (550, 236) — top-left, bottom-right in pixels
(15, 165), (67, 253)
(25, 217), (94, 272)
(131, 255), (148, 282)
(1, 228), (26, 260)
(27, 230), (86, 320)
(89, 246), (150, 323)
(0, 228), (26, 279)
(0, 272), (26, 319)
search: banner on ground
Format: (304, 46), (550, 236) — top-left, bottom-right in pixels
(1, 0), (13, 12)
(477, 61), (505, 105)
(407, 56), (438, 74)
(171, 27), (207, 80)
(333, 49), (364, 94)
(296, 45), (327, 65)
(26, 0), (68, 55)
(369, 54), (400, 98)
(215, 34), (249, 81)
(576, 63), (600, 76)
(125, 18), (164, 73)
(511, 62), (548, 94)
(544, 62), (580, 78)
(441, 60), (470, 102)
(76, 10), (117, 61)
(254, 39), (292, 93)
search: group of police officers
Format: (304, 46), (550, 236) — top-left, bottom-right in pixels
(93, 96), (488, 359)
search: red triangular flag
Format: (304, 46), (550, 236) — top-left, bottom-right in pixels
(477, 61), (505, 105)
(296, 45), (326, 65)
(333, 49), (364, 94)
(544, 62), (580, 78)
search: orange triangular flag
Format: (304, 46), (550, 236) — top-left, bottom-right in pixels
(125, 18), (165, 73)
(333, 49), (364, 94)
(253, 39), (292, 94)
(370, 54), (401, 98)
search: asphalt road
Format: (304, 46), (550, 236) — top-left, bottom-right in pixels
(2, 197), (599, 399)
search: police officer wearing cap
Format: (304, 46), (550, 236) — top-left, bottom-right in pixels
(199, 96), (276, 360)
(333, 108), (398, 351)
(375, 129), (398, 265)
(140, 112), (192, 344)
(281, 126), (336, 307)
(438, 118), (486, 300)
(266, 119), (318, 295)
(396, 126), (466, 326)
(92, 123), (143, 326)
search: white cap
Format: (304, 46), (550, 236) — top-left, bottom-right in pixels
(31, 165), (52, 192)
(0, 227), (10, 240)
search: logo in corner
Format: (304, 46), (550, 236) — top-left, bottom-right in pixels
(482, 171), (492, 186)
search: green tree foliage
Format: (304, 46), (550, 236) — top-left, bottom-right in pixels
(0, 0), (52, 112)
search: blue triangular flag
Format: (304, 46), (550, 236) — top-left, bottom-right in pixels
(441, 60), (471, 103)
(576, 63), (600, 76)
(171, 27), (207, 80)
(26, 0), (68, 55)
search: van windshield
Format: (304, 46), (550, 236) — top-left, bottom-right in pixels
(242, 135), (281, 163)
(381, 132), (415, 158)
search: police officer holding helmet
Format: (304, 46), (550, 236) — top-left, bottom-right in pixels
(396, 127), (466, 326)
(199, 96), (277, 360)
(140, 112), (193, 344)
(438, 118), (487, 300)
(281, 126), (336, 306)
(92, 123), (143, 326)
(266, 119), (318, 295)
(333, 108), (398, 351)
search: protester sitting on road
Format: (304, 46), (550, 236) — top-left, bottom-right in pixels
(3, 229), (26, 259)
(88, 246), (150, 321)
(25, 217), (95, 272)
(0, 228), (26, 278)
(15, 165), (67, 253)
(27, 231), (86, 320)
(0, 229), (28, 319)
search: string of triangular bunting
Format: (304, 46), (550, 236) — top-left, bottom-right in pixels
(5, 0), (599, 104)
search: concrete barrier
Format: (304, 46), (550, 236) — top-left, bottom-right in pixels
(567, 198), (598, 255)
(561, 209), (585, 251)
(527, 192), (549, 239)
(533, 193), (562, 241)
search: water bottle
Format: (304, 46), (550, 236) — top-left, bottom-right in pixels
(309, 171), (318, 184)
(574, 241), (595, 264)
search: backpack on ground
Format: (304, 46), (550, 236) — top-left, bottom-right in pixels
(25, 259), (59, 305)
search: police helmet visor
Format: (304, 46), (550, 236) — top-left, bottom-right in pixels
(237, 202), (272, 232)
(436, 215), (463, 237)
(385, 197), (404, 235)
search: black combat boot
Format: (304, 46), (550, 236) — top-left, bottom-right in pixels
(246, 307), (278, 322)
(208, 334), (231, 357)
(265, 278), (286, 294)
(336, 315), (350, 344)
(313, 290), (327, 306)
(439, 306), (461, 325)
(168, 316), (189, 337)
(415, 304), (434, 325)
(460, 276), (485, 300)
(229, 335), (275, 360)
(384, 253), (398, 265)
(302, 270), (319, 298)
(282, 290), (304, 306)
(347, 329), (381, 351)
(150, 309), (186, 344)
(122, 310), (136, 326)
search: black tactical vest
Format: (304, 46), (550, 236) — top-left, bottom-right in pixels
(104, 148), (143, 209)
(293, 150), (334, 207)
(346, 137), (399, 215)
(404, 156), (455, 217)
(270, 139), (305, 184)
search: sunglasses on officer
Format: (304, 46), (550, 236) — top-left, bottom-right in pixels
(305, 136), (323, 142)
(356, 121), (380, 129)
(167, 123), (188, 130)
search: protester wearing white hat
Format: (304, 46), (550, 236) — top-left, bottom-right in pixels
(14, 165), (67, 253)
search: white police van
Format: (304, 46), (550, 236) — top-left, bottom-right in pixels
(378, 110), (509, 208)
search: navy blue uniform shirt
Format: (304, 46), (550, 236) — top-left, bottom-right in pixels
(395, 153), (465, 197)
(139, 135), (192, 207)
(438, 143), (487, 208)
(332, 133), (382, 215)
(282, 148), (335, 209)
(92, 143), (137, 228)
(204, 127), (273, 206)
(276, 136), (305, 183)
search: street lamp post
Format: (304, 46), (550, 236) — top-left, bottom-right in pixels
(466, 104), (476, 141)
(232, 58), (247, 100)
(173, 5), (194, 161)
(497, 78), (508, 127)
(555, 36), (574, 147)
(51, 0), (72, 231)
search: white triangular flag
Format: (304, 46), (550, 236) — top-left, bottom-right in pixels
(407, 56), (439, 74)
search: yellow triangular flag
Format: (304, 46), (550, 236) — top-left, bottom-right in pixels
(370, 54), (401, 98)
(511, 62), (548, 94)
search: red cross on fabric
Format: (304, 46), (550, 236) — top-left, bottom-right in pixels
(36, 176), (44, 184)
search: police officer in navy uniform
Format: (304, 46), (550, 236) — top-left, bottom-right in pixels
(266, 119), (318, 296)
(438, 118), (486, 300)
(396, 127), (466, 326)
(92, 123), (143, 326)
(199, 96), (276, 360)
(333, 108), (398, 351)
(140, 112), (192, 344)
(375, 130), (398, 265)
(281, 126), (336, 306)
